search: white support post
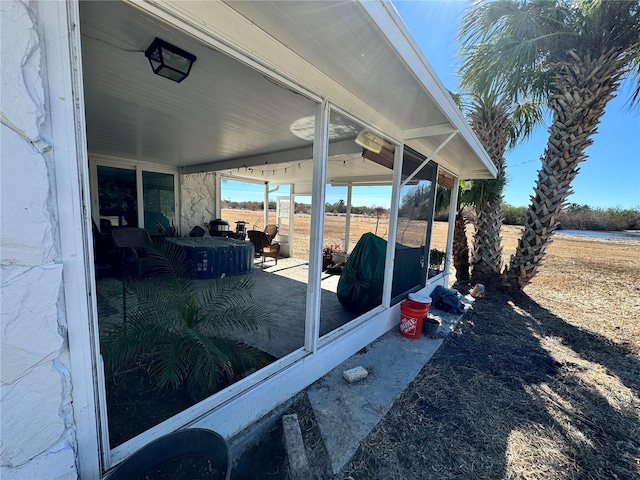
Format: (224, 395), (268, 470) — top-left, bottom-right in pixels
(305, 99), (330, 353)
(289, 188), (295, 256)
(264, 182), (269, 228)
(136, 165), (144, 227)
(381, 143), (404, 308)
(344, 184), (352, 253)
(443, 176), (460, 286)
(215, 173), (222, 219)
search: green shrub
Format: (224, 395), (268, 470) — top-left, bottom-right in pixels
(503, 204), (527, 225)
(557, 204), (640, 231)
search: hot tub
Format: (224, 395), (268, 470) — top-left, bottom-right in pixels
(166, 237), (254, 279)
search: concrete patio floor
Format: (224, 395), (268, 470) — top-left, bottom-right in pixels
(243, 257), (359, 358)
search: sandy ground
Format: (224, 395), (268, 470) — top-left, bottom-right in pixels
(224, 208), (640, 479)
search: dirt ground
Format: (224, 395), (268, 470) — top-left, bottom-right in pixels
(225, 208), (640, 479)
(344, 227), (640, 479)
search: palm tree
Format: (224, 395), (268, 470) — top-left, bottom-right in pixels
(460, 0), (640, 287)
(465, 94), (542, 283)
(450, 91), (542, 284)
(102, 242), (273, 396)
(431, 181), (503, 284)
(431, 183), (472, 283)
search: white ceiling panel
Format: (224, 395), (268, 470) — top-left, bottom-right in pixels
(79, 1), (495, 181)
(223, 1), (448, 130)
(80, 1), (319, 167)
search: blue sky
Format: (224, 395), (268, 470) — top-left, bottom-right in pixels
(393, 0), (640, 209)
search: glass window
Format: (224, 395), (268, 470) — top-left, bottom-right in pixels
(143, 171), (175, 234)
(428, 180), (453, 279)
(319, 111), (394, 334)
(97, 165), (137, 229)
(392, 150), (438, 302)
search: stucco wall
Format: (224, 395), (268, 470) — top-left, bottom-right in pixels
(180, 172), (217, 234)
(0, 2), (77, 478)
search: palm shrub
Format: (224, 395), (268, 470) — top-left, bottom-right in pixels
(101, 241), (273, 396)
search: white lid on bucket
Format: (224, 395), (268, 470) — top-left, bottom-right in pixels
(408, 293), (432, 304)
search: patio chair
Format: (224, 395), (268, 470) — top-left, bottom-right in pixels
(110, 227), (159, 278)
(247, 230), (280, 266)
(264, 224), (278, 243)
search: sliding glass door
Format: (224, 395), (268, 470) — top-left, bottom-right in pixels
(143, 171), (176, 234)
(93, 162), (177, 235)
(96, 165), (138, 230)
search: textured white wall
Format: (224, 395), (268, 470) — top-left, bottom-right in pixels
(180, 172), (217, 234)
(0, 2), (77, 478)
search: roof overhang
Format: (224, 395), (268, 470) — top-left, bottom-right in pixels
(80, 0), (496, 186)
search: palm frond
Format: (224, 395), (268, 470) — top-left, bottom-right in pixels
(141, 239), (193, 279)
(101, 309), (167, 368)
(101, 242), (273, 395)
(198, 276), (257, 310)
(433, 185), (452, 216)
(458, 0), (565, 100)
(147, 336), (193, 389)
(509, 100), (546, 147)
(460, 0), (640, 105)
(626, 52), (640, 111)
(202, 304), (275, 338)
(460, 178), (506, 210)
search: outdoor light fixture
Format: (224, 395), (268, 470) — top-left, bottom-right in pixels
(144, 37), (196, 83)
(355, 130), (384, 154)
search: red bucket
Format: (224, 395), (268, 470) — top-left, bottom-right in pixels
(400, 300), (428, 339)
(408, 293), (432, 318)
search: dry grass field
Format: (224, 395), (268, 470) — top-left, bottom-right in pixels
(222, 208), (450, 255)
(346, 225), (640, 479)
(224, 208), (640, 479)
(222, 209), (640, 352)
(225, 208), (639, 351)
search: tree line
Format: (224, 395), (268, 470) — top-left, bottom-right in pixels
(504, 204), (640, 231)
(224, 198), (639, 231)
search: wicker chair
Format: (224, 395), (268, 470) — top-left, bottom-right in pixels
(247, 230), (280, 266)
(263, 224), (278, 242)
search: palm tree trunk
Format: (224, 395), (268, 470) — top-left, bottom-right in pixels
(472, 197), (504, 281)
(452, 209), (470, 283)
(469, 100), (509, 283)
(504, 50), (625, 288)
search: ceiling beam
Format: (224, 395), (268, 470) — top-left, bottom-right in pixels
(181, 140), (360, 174)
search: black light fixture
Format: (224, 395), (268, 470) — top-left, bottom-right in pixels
(144, 37), (196, 83)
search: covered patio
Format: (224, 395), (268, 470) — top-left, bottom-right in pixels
(77, 0), (497, 474)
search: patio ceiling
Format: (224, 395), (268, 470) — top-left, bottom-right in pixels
(79, 1), (495, 186)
